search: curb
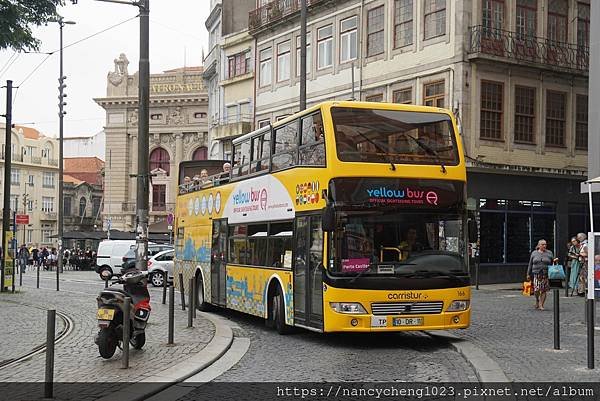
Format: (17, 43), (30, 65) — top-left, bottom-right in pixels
(95, 310), (234, 401)
(427, 330), (509, 383)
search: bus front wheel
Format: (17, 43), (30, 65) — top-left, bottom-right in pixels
(269, 288), (292, 335)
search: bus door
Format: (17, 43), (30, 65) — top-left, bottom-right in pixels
(211, 219), (228, 306)
(293, 215), (323, 329)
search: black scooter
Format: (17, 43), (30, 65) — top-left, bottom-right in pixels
(95, 268), (151, 359)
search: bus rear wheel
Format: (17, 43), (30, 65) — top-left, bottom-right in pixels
(195, 273), (210, 311)
(269, 288), (292, 335)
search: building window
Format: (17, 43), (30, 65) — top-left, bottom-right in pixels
(27, 199), (33, 212)
(11, 168), (19, 185)
(79, 197), (87, 217)
(547, 0), (568, 44)
(423, 80), (445, 107)
(393, 88), (412, 104)
(479, 199), (555, 264)
(514, 86), (535, 143)
(28, 175), (34, 185)
(27, 229), (33, 244)
(394, 0), (413, 48)
(340, 16), (357, 63)
(192, 146), (208, 160)
(42, 224), (53, 243)
(152, 184), (166, 211)
(227, 104), (238, 122)
(10, 195), (18, 212)
(480, 81), (503, 140)
(317, 25), (333, 69)
(516, 0), (537, 40)
(41, 148), (49, 158)
(150, 113), (162, 120)
(149, 147), (170, 175)
(367, 6), (384, 57)
(424, 0), (446, 40)
(365, 94), (383, 102)
(64, 196), (72, 216)
(42, 197), (54, 213)
(194, 112), (207, 119)
(577, 2), (590, 48)
(228, 51), (248, 79)
(483, 0), (504, 36)
(276, 41), (291, 82)
(26, 146), (35, 157)
(576, 94), (588, 150)
(258, 119), (270, 128)
(259, 48), (272, 87)
(92, 197), (101, 218)
(545, 91), (566, 147)
(42, 172), (55, 188)
(296, 33), (312, 77)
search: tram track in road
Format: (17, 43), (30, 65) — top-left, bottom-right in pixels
(0, 301), (74, 371)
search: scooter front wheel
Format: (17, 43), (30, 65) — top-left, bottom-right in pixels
(130, 332), (146, 350)
(97, 328), (117, 359)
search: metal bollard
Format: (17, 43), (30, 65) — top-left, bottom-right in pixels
(192, 275), (197, 319)
(122, 297), (130, 369)
(187, 278), (193, 328)
(168, 284), (174, 345)
(162, 271), (167, 305)
(179, 273), (186, 311)
(553, 289), (560, 350)
(44, 310), (56, 399)
(19, 262), (23, 287)
(36, 264), (40, 289)
(565, 265), (570, 297)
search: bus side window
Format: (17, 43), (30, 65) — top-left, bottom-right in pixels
(268, 221), (293, 268)
(272, 121), (298, 171)
(299, 111), (325, 166)
(251, 132), (271, 173)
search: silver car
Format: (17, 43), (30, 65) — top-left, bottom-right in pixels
(147, 249), (174, 287)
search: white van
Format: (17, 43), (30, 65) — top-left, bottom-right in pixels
(95, 240), (136, 278)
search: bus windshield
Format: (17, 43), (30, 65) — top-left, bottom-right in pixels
(331, 107), (459, 166)
(329, 211), (466, 276)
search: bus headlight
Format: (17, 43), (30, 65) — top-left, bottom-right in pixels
(329, 302), (367, 314)
(447, 300), (469, 311)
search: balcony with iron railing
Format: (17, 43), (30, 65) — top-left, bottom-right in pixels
(40, 211), (58, 220)
(249, 0), (326, 34)
(468, 26), (589, 76)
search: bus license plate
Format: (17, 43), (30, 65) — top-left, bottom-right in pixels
(393, 317), (423, 326)
(371, 316), (388, 327)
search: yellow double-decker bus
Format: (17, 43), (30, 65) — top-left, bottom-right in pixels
(174, 101), (471, 333)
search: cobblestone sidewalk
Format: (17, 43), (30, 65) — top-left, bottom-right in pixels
(0, 272), (216, 401)
(454, 285), (600, 382)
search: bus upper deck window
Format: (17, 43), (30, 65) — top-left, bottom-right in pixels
(299, 112), (326, 166)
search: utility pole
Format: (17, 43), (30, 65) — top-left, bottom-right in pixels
(1, 80), (13, 292)
(57, 18), (75, 291)
(299, 0), (307, 111)
(135, 0), (150, 271)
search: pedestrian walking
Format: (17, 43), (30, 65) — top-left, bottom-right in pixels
(577, 233), (588, 296)
(567, 237), (581, 295)
(527, 239), (556, 310)
(18, 245), (29, 273)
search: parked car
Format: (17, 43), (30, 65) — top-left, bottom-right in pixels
(147, 249), (174, 287)
(95, 240), (136, 279)
(120, 244), (174, 271)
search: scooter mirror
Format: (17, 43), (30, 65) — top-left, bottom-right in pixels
(100, 270), (111, 280)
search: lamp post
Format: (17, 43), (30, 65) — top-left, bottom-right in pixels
(57, 18), (76, 292)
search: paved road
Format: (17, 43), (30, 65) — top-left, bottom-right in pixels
(453, 286), (600, 382)
(177, 308), (477, 399)
(0, 270), (214, 401)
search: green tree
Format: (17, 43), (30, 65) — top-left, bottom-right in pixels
(0, 0), (64, 51)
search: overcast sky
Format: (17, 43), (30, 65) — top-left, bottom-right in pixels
(0, 1), (209, 140)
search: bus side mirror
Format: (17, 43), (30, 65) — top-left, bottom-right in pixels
(468, 216), (477, 243)
(322, 204), (335, 232)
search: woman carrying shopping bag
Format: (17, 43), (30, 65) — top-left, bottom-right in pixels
(527, 239), (556, 310)
(567, 237), (581, 295)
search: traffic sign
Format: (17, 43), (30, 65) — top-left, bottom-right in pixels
(15, 214), (29, 225)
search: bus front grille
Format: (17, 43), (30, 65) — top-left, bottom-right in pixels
(370, 301), (444, 315)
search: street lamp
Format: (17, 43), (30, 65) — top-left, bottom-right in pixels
(56, 18), (76, 292)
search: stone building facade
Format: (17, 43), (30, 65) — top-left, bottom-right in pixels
(95, 54), (209, 231)
(0, 125), (59, 247)
(248, 0), (592, 283)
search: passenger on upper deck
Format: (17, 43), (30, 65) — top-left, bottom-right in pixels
(218, 162), (231, 184)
